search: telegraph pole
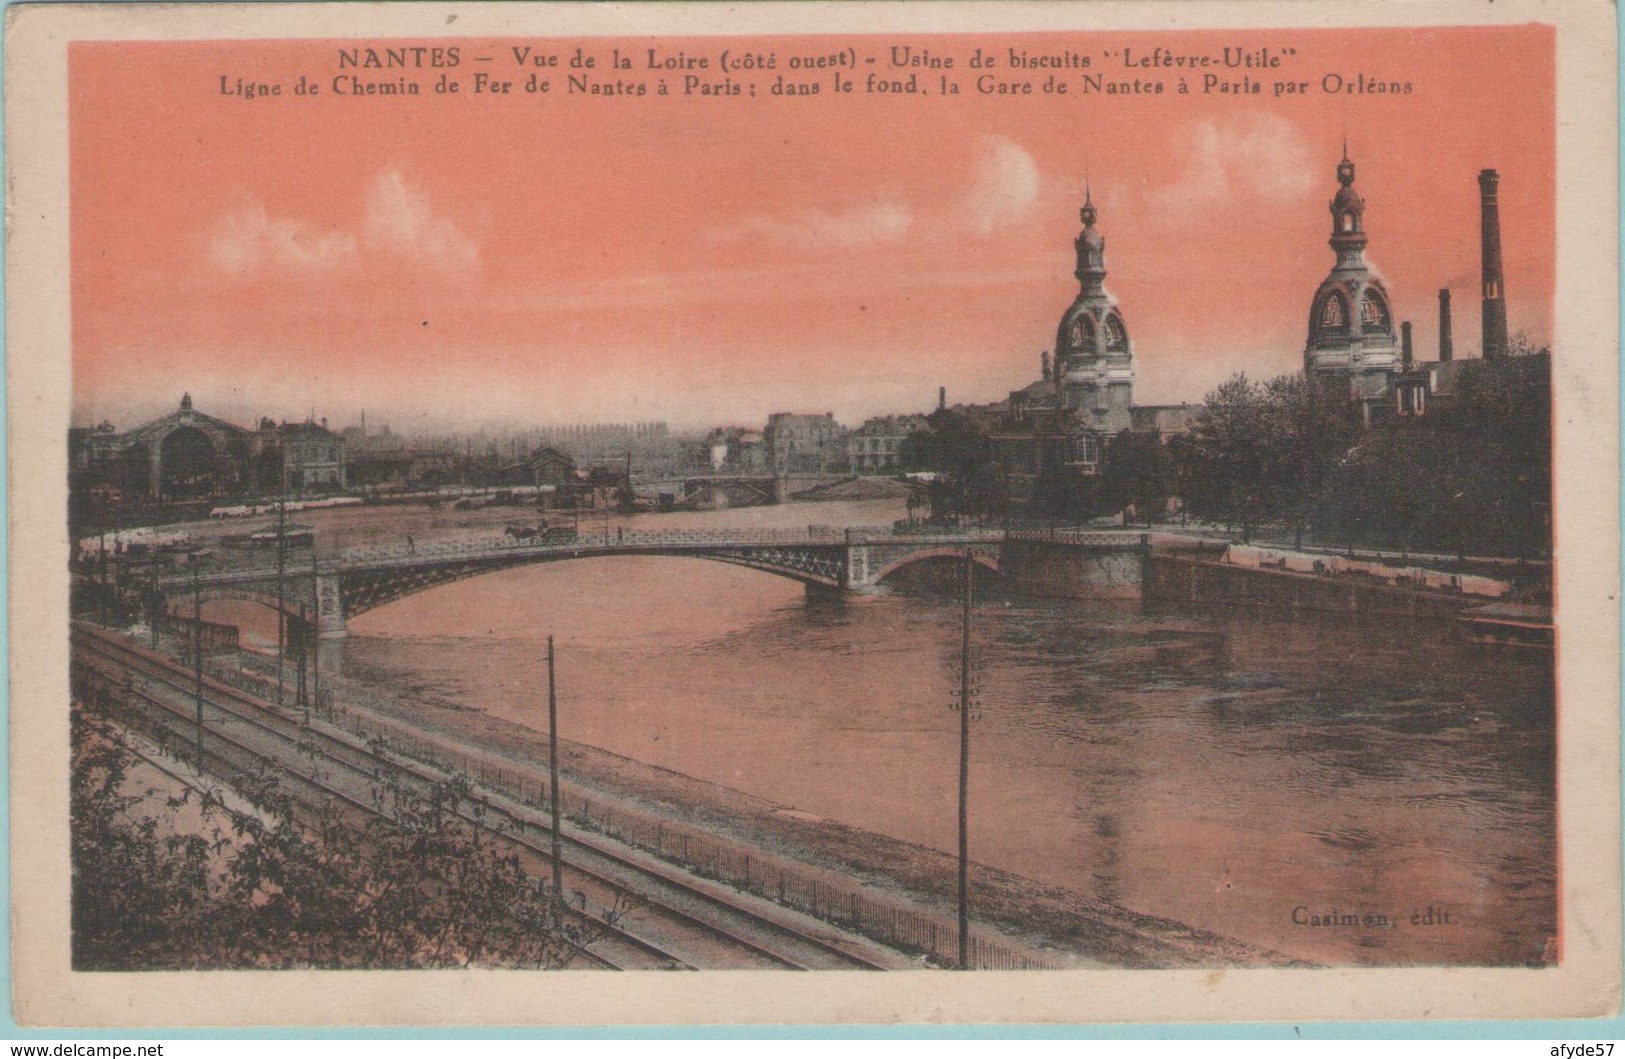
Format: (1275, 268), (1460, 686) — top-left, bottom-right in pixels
(310, 555), (322, 715)
(276, 495), (287, 706)
(296, 600), (309, 723)
(958, 547), (973, 969)
(547, 634), (564, 914)
(192, 564), (204, 769)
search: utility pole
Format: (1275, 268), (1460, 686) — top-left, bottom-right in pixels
(276, 495), (287, 706)
(296, 600), (309, 723)
(192, 564), (204, 769)
(98, 527), (109, 624)
(148, 558), (160, 649)
(958, 547), (973, 970)
(310, 555), (322, 715)
(547, 634), (564, 915)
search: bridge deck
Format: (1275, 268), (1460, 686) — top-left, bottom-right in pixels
(152, 526), (1147, 591)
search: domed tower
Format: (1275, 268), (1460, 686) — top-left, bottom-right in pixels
(1304, 147), (1398, 397)
(1053, 187), (1134, 431)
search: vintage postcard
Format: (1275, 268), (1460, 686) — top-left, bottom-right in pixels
(7, 0), (1619, 1027)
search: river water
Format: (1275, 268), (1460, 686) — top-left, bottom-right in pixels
(201, 498), (1556, 966)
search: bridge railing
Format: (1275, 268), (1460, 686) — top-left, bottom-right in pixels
(171, 524), (1037, 579)
(336, 527), (858, 566)
(1005, 528), (1150, 548)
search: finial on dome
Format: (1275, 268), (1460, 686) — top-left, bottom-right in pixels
(180, 392), (193, 412)
(1336, 148), (1356, 187)
(1080, 182), (1097, 227)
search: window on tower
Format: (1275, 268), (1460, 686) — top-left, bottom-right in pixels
(1318, 292), (1348, 332)
(1341, 212), (1356, 232)
(1104, 314), (1127, 352)
(1360, 290), (1390, 333)
(1070, 314), (1096, 350)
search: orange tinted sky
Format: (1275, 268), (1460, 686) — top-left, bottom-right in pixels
(71, 25), (1554, 432)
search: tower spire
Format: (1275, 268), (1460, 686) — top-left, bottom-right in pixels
(1304, 145), (1397, 396)
(1055, 181), (1132, 394)
(1074, 186), (1104, 289)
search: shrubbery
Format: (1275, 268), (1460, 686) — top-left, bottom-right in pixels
(72, 706), (607, 969)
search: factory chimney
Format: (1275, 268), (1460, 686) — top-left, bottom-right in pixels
(938, 386), (946, 412)
(1438, 288), (1454, 362)
(1478, 169), (1510, 359)
(1401, 321), (1413, 371)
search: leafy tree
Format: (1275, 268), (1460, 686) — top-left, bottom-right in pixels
(1262, 373), (1360, 547)
(911, 410), (1002, 520)
(1099, 431), (1174, 524)
(71, 707), (217, 969)
(1177, 375), (1276, 541)
(72, 704), (617, 970)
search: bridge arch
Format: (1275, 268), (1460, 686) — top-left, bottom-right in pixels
(340, 544), (847, 621)
(181, 586), (311, 626)
(868, 547), (1004, 586)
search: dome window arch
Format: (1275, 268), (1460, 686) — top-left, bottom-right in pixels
(1103, 312), (1128, 352)
(1360, 288), (1391, 333)
(1069, 313), (1096, 351)
(1316, 291), (1350, 333)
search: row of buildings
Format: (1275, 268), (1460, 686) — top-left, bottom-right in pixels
(70, 393), (932, 521)
(702, 412), (929, 476)
(70, 395), (348, 510)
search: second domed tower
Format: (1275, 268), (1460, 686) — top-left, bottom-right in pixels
(1053, 187), (1134, 431)
(1304, 147), (1399, 396)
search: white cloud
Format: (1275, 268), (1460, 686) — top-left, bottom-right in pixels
(1149, 113), (1316, 217)
(704, 201), (912, 250)
(209, 201), (357, 279)
(962, 135), (1040, 234)
(362, 169), (480, 275)
(208, 170), (478, 284)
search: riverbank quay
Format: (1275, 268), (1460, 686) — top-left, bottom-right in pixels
(1141, 535), (1549, 629)
(217, 640), (1297, 970)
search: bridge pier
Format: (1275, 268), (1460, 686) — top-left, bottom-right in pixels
(804, 582), (847, 606)
(316, 574), (347, 639)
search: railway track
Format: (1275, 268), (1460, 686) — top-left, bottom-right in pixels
(72, 622), (905, 971)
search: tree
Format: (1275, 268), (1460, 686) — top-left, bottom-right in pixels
(912, 410), (1002, 520)
(1177, 375), (1275, 541)
(1099, 431), (1174, 524)
(71, 707), (217, 969)
(1261, 373), (1360, 547)
(71, 704), (616, 970)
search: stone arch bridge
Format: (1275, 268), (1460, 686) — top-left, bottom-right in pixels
(157, 527), (1147, 638)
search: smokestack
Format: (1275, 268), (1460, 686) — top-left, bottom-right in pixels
(1401, 321), (1413, 370)
(938, 386), (946, 411)
(1478, 169), (1509, 359)
(1438, 288), (1454, 362)
(1041, 351), (1052, 381)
